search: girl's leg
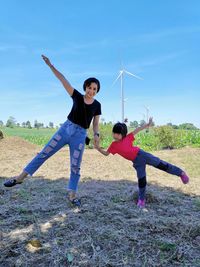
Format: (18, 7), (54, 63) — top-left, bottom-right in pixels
(68, 129), (86, 200)
(139, 150), (188, 182)
(133, 151), (147, 204)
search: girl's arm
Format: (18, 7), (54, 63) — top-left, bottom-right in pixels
(94, 143), (110, 156)
(132, 117), (153, 135)
(42, 55), (74, 96)
(95, 144), (110, 156)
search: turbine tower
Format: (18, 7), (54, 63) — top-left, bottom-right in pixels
(144, 105), (150, 122)
(112, 68), (143, 122)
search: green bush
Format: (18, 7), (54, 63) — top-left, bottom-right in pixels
(153, 126), (179, 149)
(134, 130), (159, 151)
(88, 123), (113, 148)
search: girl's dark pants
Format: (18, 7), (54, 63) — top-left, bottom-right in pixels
(133, 149), (183, 200)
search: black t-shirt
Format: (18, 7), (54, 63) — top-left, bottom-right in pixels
(67, 89), (101, 129)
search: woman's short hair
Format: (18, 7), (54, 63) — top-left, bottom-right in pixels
(112, 122), (128, 137)
(83, 77), (100, 92)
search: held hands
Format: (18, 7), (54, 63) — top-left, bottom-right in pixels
(42, 55), (52, 67)
(94, 144), (100, 150)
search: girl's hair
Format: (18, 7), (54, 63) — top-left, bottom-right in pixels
(83, 77), (100, 92)
(112, 122), (128, 137)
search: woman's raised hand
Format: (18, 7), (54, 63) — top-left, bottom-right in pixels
(42, 55), (52, 67)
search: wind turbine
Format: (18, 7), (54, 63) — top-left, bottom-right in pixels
(112, 68), (143, 122)
(144, 105), (150, 122)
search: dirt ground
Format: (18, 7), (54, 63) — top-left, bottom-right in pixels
(0, 137), (200, 267)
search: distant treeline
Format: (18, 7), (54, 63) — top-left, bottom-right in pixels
(0, 116), (199, 131)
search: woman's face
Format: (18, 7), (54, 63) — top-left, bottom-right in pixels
(85, 82), (98, 98)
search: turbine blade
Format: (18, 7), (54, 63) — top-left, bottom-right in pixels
(111, 71), (122, 87)
(124, 70), (143, 80)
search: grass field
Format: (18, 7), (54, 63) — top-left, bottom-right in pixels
(0, 135), (200, 266)
(1, 127), (57, 146)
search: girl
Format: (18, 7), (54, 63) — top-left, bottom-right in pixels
(95, 118), (189, 208)
(4, 55), (102, 207)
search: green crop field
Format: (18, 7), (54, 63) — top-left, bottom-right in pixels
(1, 125), (200, 151)
(1, 127), (56, 146)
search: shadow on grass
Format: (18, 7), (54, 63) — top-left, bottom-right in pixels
(0, 176), (200, 267)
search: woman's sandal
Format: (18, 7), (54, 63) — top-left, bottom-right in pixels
(4, 178), (23, 187)
(70, 198), (81, 207)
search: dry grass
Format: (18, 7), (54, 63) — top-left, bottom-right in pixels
(0, 137), (200, 267)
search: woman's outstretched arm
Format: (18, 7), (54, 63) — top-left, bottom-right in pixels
(42, 55), (74, 96)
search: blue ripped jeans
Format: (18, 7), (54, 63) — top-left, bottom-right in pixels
(133, 149), (183, 200)
(24, 120), (86, 192)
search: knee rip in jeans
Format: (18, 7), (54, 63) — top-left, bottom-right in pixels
(39, 152), (47, 159)
(73, 149), (80, 159)
(39, 145), (54, 158)
(78, 143), (84, 150)
(139, 176), (147, 188)
(43, 146), (53, 154)
(71, 144), (83, 174)
(157, 162), (168, 171)
(49, 134), (62, 148)
(38, 146), (53, 159)
(54, 134), (62, 141)
(72, 158), (78, 166)
(71, 165), (80, 175)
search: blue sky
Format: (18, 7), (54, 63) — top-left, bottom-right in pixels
(0, 0), (200, 127)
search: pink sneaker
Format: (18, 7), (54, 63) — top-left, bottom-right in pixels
(137, 199), (145, 208)
(180, 172), (189, 184)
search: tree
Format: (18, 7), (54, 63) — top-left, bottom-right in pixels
(22, 122), (26, 128)
(130, 121), (139, 128)
(34, 120), (39, 129)
(0, 120), (4, 127)
(154, 126), (178, 149)
(167, 123), (173, 127)
(26, 121), (32, 129)
(167, 123), (178, 129)
(34, 120), (44, 129)
(6, 116), (16, 128)
(179, 123), (198, 130)
(173, 125), (179, 129)
(49, 122), (54, 128)
(139, 120), (146, 127)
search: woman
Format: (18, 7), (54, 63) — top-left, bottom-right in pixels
(4, 55), (102, 207)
